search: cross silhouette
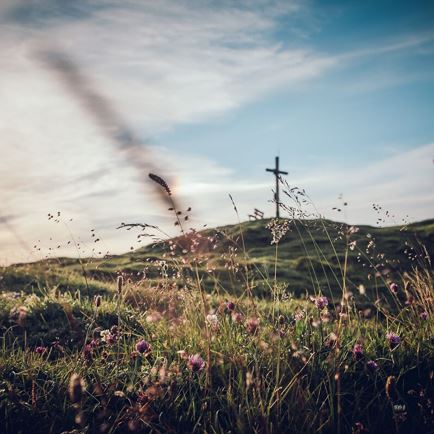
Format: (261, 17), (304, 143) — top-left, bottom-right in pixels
(266, 156), (288, 218)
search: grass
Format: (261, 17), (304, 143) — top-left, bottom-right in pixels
(4, 217), (433, 301)
(0, 183), (433, 433)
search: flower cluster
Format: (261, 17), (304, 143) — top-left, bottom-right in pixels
(367, 360), (378, 372)
(206, 313), (219, 330)
(226, 301), (235, 312)
(266, 219), (290, 245)
(314, 296), (329, 310)
(420, 311), (429, 320)
(35, 346), (47, 355)
(246, 317), (259, 335)
(135, 339), (152, 355)
(389, 282), (399, 294)
(188, 354), (205, 372)
(231, 312), (244, 324)
(352, 343), (364, 361)
(100, 326), (119, 345)
(386, 332), (401, 349)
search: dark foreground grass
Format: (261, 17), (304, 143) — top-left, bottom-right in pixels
(0, 266), (433, 433)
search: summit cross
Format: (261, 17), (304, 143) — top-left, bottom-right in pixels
(266, 156), (288, 218)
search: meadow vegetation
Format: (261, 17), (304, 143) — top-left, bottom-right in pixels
(0, 178), (433, 433)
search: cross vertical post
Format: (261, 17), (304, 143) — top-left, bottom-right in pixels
(266, 156), (288, 218)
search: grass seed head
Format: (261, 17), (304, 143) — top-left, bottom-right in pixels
(94, 295), (102, 308)
(117, 275), (124, 294)
(69, 373), (86, 404)
(385, 376), (397, 402)
(149, 173), (172, 196)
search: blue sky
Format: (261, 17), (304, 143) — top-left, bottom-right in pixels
(157, 0), (434, 172)
(0, 0), (433, 264)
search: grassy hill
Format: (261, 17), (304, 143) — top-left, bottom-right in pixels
(2, 217), (433, 302)
(1, 218), (433, 433)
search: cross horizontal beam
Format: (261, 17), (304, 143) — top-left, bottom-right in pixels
(266, 168), (288, 175)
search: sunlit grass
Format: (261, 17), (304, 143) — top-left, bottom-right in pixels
(0, 180), (433, 433)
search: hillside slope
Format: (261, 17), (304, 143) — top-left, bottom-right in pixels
(2, 218), (433, 301)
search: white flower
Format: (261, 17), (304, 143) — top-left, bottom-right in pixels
(206, 314), (219, 327)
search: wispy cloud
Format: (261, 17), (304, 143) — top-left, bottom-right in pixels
(340, 30), (434, 60)
(0, 1), (433, 264)
(1, 0), (333, 128)
(0, 0), (336, 263)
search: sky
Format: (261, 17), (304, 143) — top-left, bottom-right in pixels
(1, 0), (434, 265)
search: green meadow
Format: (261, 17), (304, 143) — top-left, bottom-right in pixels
(1, 214), (433, 433)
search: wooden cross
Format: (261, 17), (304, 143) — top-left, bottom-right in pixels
(266, 156), (288, 218)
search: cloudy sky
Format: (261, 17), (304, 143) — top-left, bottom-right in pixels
(1, 0), (434, 264)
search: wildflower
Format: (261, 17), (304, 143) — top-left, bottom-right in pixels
(367, 360), (378, 372)
(89, 339), (99, 348)
(188, 354), (205, 372)
(142, 384), (163, 401)
(177, 350), (188, 360)
(353, 422), (367, 434)
(226, 301), (235, 312)
(314, 296), (329, 310)
(135, 339), (151, 355)
(320, 310), (331, 323)
(52, 340), (65, 355)
(352, 343), (364, 361)
(405, 293), (414, 305)
(246, 317), (259, 335)
(325, 332), (338, 348)
(310, 318), (321, 328)
(206, 313), (219, 328)
(83, 344), (93, 361)
(231, 311), (244, 324)
(348, 225), (359, 235)
(389, 282), (398, 294)
(35, 346), (47, 355)
(100, 329), (116, 345)
(130, 350), (140, 359)
(294, 310), (305, 321)
(69, 373), (86, 404)
(362, 308), (372, 318)
(386, 332), (401, 349)
(266, 218), (290, 244)
(420, 311), (429, 320)
(393, 404), (407, 423)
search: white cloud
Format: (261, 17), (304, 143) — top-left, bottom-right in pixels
(1, 0), (333, 129)
(0, 1), (433, 264)
(287, 142), (434, 225)
(0, 0), (337, 263)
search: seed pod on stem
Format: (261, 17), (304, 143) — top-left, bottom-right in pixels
(117, 275), (123, 295)
(69, 373), (86, 405)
